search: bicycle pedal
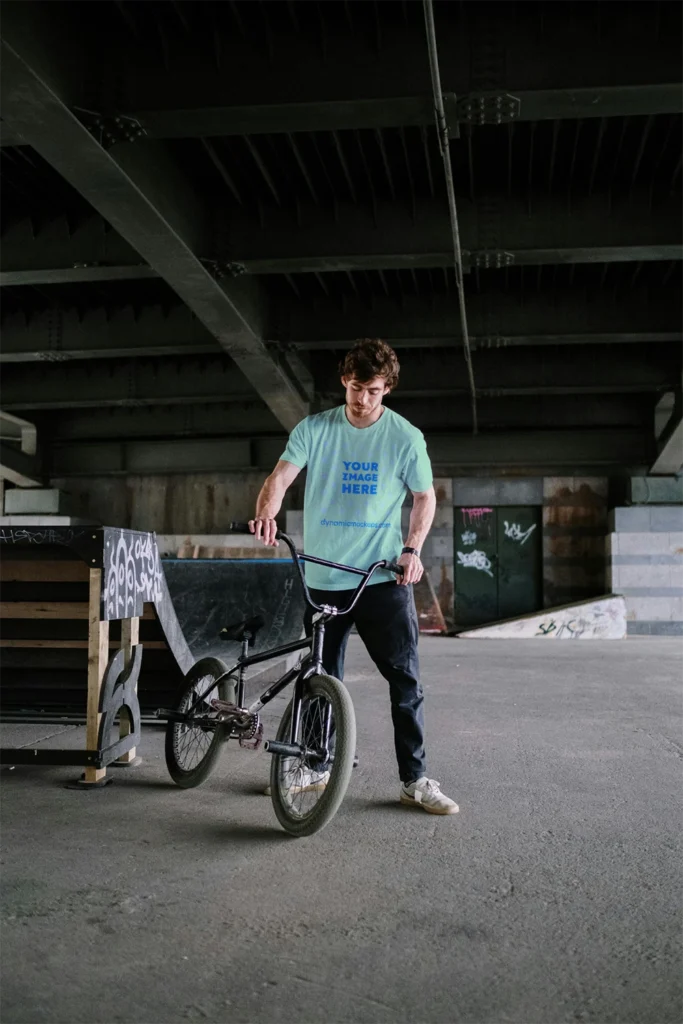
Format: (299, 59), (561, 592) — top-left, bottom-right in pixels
(210, 698), (238, 714)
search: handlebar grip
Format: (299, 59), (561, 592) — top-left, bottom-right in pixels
(227, 521), (253, 535)
(384, 560), (405, 576)
(228, 521), (282, 539)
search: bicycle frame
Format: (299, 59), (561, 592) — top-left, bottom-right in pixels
(163, 529), (403, 755)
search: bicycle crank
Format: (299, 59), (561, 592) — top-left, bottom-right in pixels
(209, 699), (263, 750)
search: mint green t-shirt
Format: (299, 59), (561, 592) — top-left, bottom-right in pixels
(281, 405), (433, 590)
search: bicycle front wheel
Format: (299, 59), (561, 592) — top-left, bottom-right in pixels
(165, 657), (229, 788)
(270, 673), (356, 838)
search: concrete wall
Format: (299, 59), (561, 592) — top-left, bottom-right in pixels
(607, 506), (683, 635)
(44, 471), (681, 635)
(451, 475), (608, 612)
(403, 478), (454, 628)
(542, 477), (608, 608)
(49, 472), (305, 533)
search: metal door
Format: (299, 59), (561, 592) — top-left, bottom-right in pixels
(454, 506), (541, 627)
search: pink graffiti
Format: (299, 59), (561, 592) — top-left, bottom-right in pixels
(462, 507), (493, 525)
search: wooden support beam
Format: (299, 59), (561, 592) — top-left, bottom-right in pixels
(0, 602), (155, 619)
(85, 568), (108, 785)
(0, 638), (166, 649)
(0, 561), (90, 583)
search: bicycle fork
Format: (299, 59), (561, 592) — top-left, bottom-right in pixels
(263, 614), (333, 762)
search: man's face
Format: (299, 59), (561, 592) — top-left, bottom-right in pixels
(341, 374), (390, 418)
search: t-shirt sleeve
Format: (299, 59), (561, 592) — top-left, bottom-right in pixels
(280, 417), (309, 469)
(401, 432), (433, 492)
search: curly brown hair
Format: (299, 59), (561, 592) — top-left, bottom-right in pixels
(338, 339), (400, 391)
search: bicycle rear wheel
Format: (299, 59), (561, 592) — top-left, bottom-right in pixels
(165, 657), (229, 788)
(270, 673), (356, 838)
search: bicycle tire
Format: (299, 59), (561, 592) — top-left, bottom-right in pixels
(165, 657), (229, 788)
(270, 673), (356, 838)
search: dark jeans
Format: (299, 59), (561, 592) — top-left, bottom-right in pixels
(305, 582), (426, 784)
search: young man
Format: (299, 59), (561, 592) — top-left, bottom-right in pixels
(250, 339), (458, 816)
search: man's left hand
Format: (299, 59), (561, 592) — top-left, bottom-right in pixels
(396, 551), (423, 586)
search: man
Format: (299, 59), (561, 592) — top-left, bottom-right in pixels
(250, 338), (458, 816)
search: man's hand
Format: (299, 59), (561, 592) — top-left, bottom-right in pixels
(396, 551), (423, 586)
(249, 517), (279, 547)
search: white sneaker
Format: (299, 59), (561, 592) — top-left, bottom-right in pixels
(263, 768), (330, 797)
(400, 777), (459, 815)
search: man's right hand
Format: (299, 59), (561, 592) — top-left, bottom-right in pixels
(249, 517), (279, 547)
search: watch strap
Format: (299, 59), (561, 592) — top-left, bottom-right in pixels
(402, 546), (420, 557)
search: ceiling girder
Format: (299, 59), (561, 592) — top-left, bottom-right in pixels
(0, 11), (308, 429)
(0, 307), (216, 362)
(80, 85), (683, 141)
(278, 291), (681, 347)
(5, 195), (679, 284)
(2, 346), (678, 411)
(48, 429), (654, 478)
(42, 394), (652, 443)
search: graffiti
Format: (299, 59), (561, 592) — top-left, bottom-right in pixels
(461, 508), (493, 525)
(0, 527), (85, 546)
(461, 530), (477, 546)
(104, 529), (163, 621)
(536, 617), (591, 638)
(503, 521), (537, 545)
(457, 549), (494, 578)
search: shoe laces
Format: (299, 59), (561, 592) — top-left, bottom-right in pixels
(419, 778), (442, 796)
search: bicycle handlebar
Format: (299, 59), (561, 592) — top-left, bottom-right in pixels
(227, 521), (404, 617)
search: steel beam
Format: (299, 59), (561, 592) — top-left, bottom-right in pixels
(231, 245), (682, 276)
(0, 10), (307, 431)
(125, 83), (683, 138)
(42, 394), (651, 443)
(216, 195), (681, 274)
(47, 430), (653, 478)
(279, 291), (682, 347)
(0, 307), (217, 362)
(3, 196), (679, 285)
(118, 85), (683, 139)
(2, 310), (680, 364)
(3, 345), (678, 412)
(294, 333), (683, 351)
(311, 345), (680, 400)
(0, 215), (144, 280)
(94, 5), (682, 134)
(2, 8), (677, 145)
(1, 356), (257, 410)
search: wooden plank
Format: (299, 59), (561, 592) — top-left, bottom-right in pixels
(0, 639), (167, 649)
(117, 616), (140, 764)
(85, 569), (108, 784)
(0, 601), (155, 619)
(0, 560), (90, 583)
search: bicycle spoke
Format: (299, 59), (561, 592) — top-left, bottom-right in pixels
(275, 691), (335, 820)
(172, 677), (218, 772)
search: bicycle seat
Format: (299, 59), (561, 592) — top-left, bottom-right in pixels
(219, 614), (266, 645)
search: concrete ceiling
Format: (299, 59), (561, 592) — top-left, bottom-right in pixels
(0, 0), (681, 477)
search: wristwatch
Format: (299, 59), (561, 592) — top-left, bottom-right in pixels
(402, 546), (421, 557)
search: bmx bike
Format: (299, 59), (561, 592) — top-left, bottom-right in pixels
(157, 522), (404, 838)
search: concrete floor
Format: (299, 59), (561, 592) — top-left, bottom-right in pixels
(1, 636), (681, 1024)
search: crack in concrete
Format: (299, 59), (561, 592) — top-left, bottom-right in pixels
(12, 725), (79, 749)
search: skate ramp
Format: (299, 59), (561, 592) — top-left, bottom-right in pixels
(458, 595), (627, 639)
